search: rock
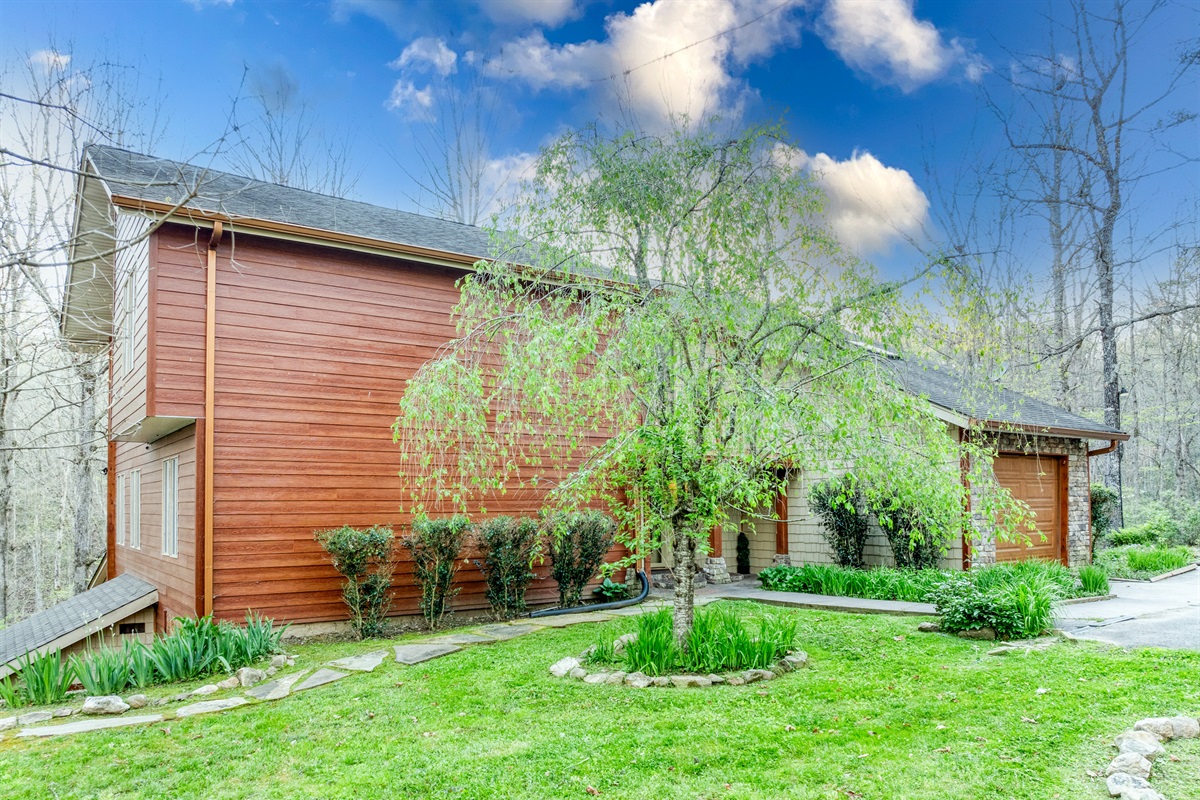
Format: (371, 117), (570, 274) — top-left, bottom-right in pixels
(917, 622), (941, 633)
(172, 692), (192, 703)
(1056, 629), (1079, 642)
(727, 676), (745, 686)
(328, 650), (389, 673)
(783, 652), (809, 669)
(1119, 789), (1165, 800)
(529, 612), (613, 629)
(52, 707), (75, 718)
(1133, 718), (1175, 739)
(266, 667), (277, 677)
(1168, 715), (1200, 739)
(236, 667), (267, 688)
(549, 657), (581, 678)
(286, 658), (295, 667)
(125, 694), (149, 710)
(394, 643), (461, 665)
(613, 633), (638, 654)
(0, 716), (15, 732)
(706, 674), (726, 685)
(17, 714), (163, 738)
(957, 627), (997, 641)
(82, 696), (130, 715)
(17, 711), (53, 725)
(291, 669), (347, 694)
(1106, 752), (1153, 779)
(605, 671), (627, 685)
(174, 697), (248, 718)
(1115, 730), (1165, 760)
(270, 654), (288, 669)
(428, 632), (497, 646)
(1106, 772), (1153, 797)
(246, 670), (310, 702)
(624, 672), (652, 688)
(571, 666), (590, 678)
(216, 677), (240, 690)
(191, 685), (219, 697)
(154, 698), (171, 707)
(583, 673), (610, 685)
(651, 677), (670, 687)
(669, 675), (712, 688)
(477, 623), (540, 641)
(741, 669), (775, 683)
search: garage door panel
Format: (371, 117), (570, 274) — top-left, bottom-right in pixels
(993, 455), (1063, 564)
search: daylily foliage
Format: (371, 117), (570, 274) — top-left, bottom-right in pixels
(395, 123), (1023, 642)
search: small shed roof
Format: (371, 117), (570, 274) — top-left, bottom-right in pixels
(889, 358), (1127, 441)
(0, 574), (157, 679)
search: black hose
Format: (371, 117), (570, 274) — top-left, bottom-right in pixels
(529, 571), (650, 618)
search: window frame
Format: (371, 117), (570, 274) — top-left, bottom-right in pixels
(161, 457), (179, 558)
(115, 472), (126, 547)
(128, 469), (141, 549)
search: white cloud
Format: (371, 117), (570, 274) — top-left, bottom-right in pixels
(390, 37), (458, 77)
(386, 80), (435, 120)
(819, 0), (978, 91)
(184, 0), (236, 9)
(28, 50), (70, 71)
(479, 0), (581, 27)
(481, 151), (539, 218)
(486, 0), (805, 126)
(775, 144), (929, 252)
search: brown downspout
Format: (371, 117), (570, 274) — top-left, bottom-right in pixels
(1087, 439), (1119, 457)
(203, 221), (222, 617)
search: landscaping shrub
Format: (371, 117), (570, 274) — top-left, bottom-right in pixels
(125, 640), (156, 689)
(1108, 526), (1158, 547)
(0, 674), (28, 708)
(1090, 483), (1119, 550)
(1078, 564), (1110, 596)
(15, 650), (73, 705)
(70, 647), (132, 696)
(405, 515), (472, 629)
(735, 531), (751, 575)
(593, 577), (629, 601)
(146, 614), (284, 684)
(315, 524), (396, 639)
(616, 604), (798, 675)
(809, 475), (869, 569)
(870, 498), (941, 569)
(999, 573), (1063, 637)
(478, 516), (542, 620)
(547, 510), (616, 608)
(1094, 544), (1193, 580)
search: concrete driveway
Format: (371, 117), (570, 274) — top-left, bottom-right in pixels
(1057, 567), (1200, 651)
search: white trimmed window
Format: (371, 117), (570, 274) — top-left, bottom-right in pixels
(129, 469), (141, 549)
(162, 457), (179, 558)
(115, 472), (126, 546)
(122, 271), (135, 374)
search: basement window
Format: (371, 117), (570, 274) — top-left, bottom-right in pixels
(119, 622), (145, 635)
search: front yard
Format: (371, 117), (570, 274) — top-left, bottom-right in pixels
(2, 605), (1197, 799)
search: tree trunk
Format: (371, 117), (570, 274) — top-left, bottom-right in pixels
(71, 355), (104, 594)
(671, 526), (696, 646)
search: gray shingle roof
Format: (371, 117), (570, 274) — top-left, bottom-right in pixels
(85, 144), (496, 261)
(0, 575), (157, 673)
(889, 357), (1125, 439)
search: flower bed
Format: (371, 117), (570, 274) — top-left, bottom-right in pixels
(1093, 545), (1195, 580)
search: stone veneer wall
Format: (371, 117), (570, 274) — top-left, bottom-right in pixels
(967, 432), (1091, 568)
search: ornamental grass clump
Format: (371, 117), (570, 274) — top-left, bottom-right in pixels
(547, 510), (615, 609)
(70, 647), (132, 696)
(617, 604), (798, 676)
(405, 515), (472, 630)
(478, 516), (542, 620)
(316, 524), (396, 639)
(1095, 544), (1193, 579)
(14, 649), (74, 705)
(1077, 564), (1109, 596)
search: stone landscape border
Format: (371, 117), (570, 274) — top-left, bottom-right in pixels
(1103, 715), (1199, 800)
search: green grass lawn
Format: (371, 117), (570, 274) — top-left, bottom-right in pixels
(2, 604), (1198, 799)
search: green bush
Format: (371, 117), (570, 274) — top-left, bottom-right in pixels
(593, 577), (629, 601)
(1078, 564), (1109, 596)
(315, 524), (396, 639)
(615, 604), (798, 676)
(931, 574), (1061, 640)
(735, 531), (751, 575)
(871, 499), (941, 569)
(15, 650), (74, 705)
(0, 674), (28, 708)
(146, 613), (284, 684)
(405, 515), (472, 630)
(1095, 545), (1193, 579)
(1108, 527), (1158, 547)
(478, 516), (543, 620)
(1090, 483), (1119, 548)
(70, 647), (132, 696)
(809, 475), (870, 569)
(547, 510), (616, 609)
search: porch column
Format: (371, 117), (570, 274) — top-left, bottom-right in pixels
(702, 523), (732, 584)
(773, 483), (791, 567)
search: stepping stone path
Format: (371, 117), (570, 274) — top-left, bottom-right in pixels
(477, 623), (540, 640)
(394, 643), (460, 665)
(328, 650), (390, 672)
(246, 670), (310, 702)
(175, 697), (249, 718)
(427, 632), (497, 646)
(292, 668), (348, 693)
(18, 714), (164, 738)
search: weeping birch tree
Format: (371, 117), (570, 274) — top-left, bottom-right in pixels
(395, 124), (1018, 642)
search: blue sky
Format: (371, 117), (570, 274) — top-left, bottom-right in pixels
(2, 0), (1196, 277)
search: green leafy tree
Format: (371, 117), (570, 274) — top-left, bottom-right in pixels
(396, 123), (1021, 643)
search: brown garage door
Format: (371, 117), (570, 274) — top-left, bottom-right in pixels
(993, 455), (1064, 564)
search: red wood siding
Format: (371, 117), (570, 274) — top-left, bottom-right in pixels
(113, 425), (198, 624)
(150, 224), (621, 624)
